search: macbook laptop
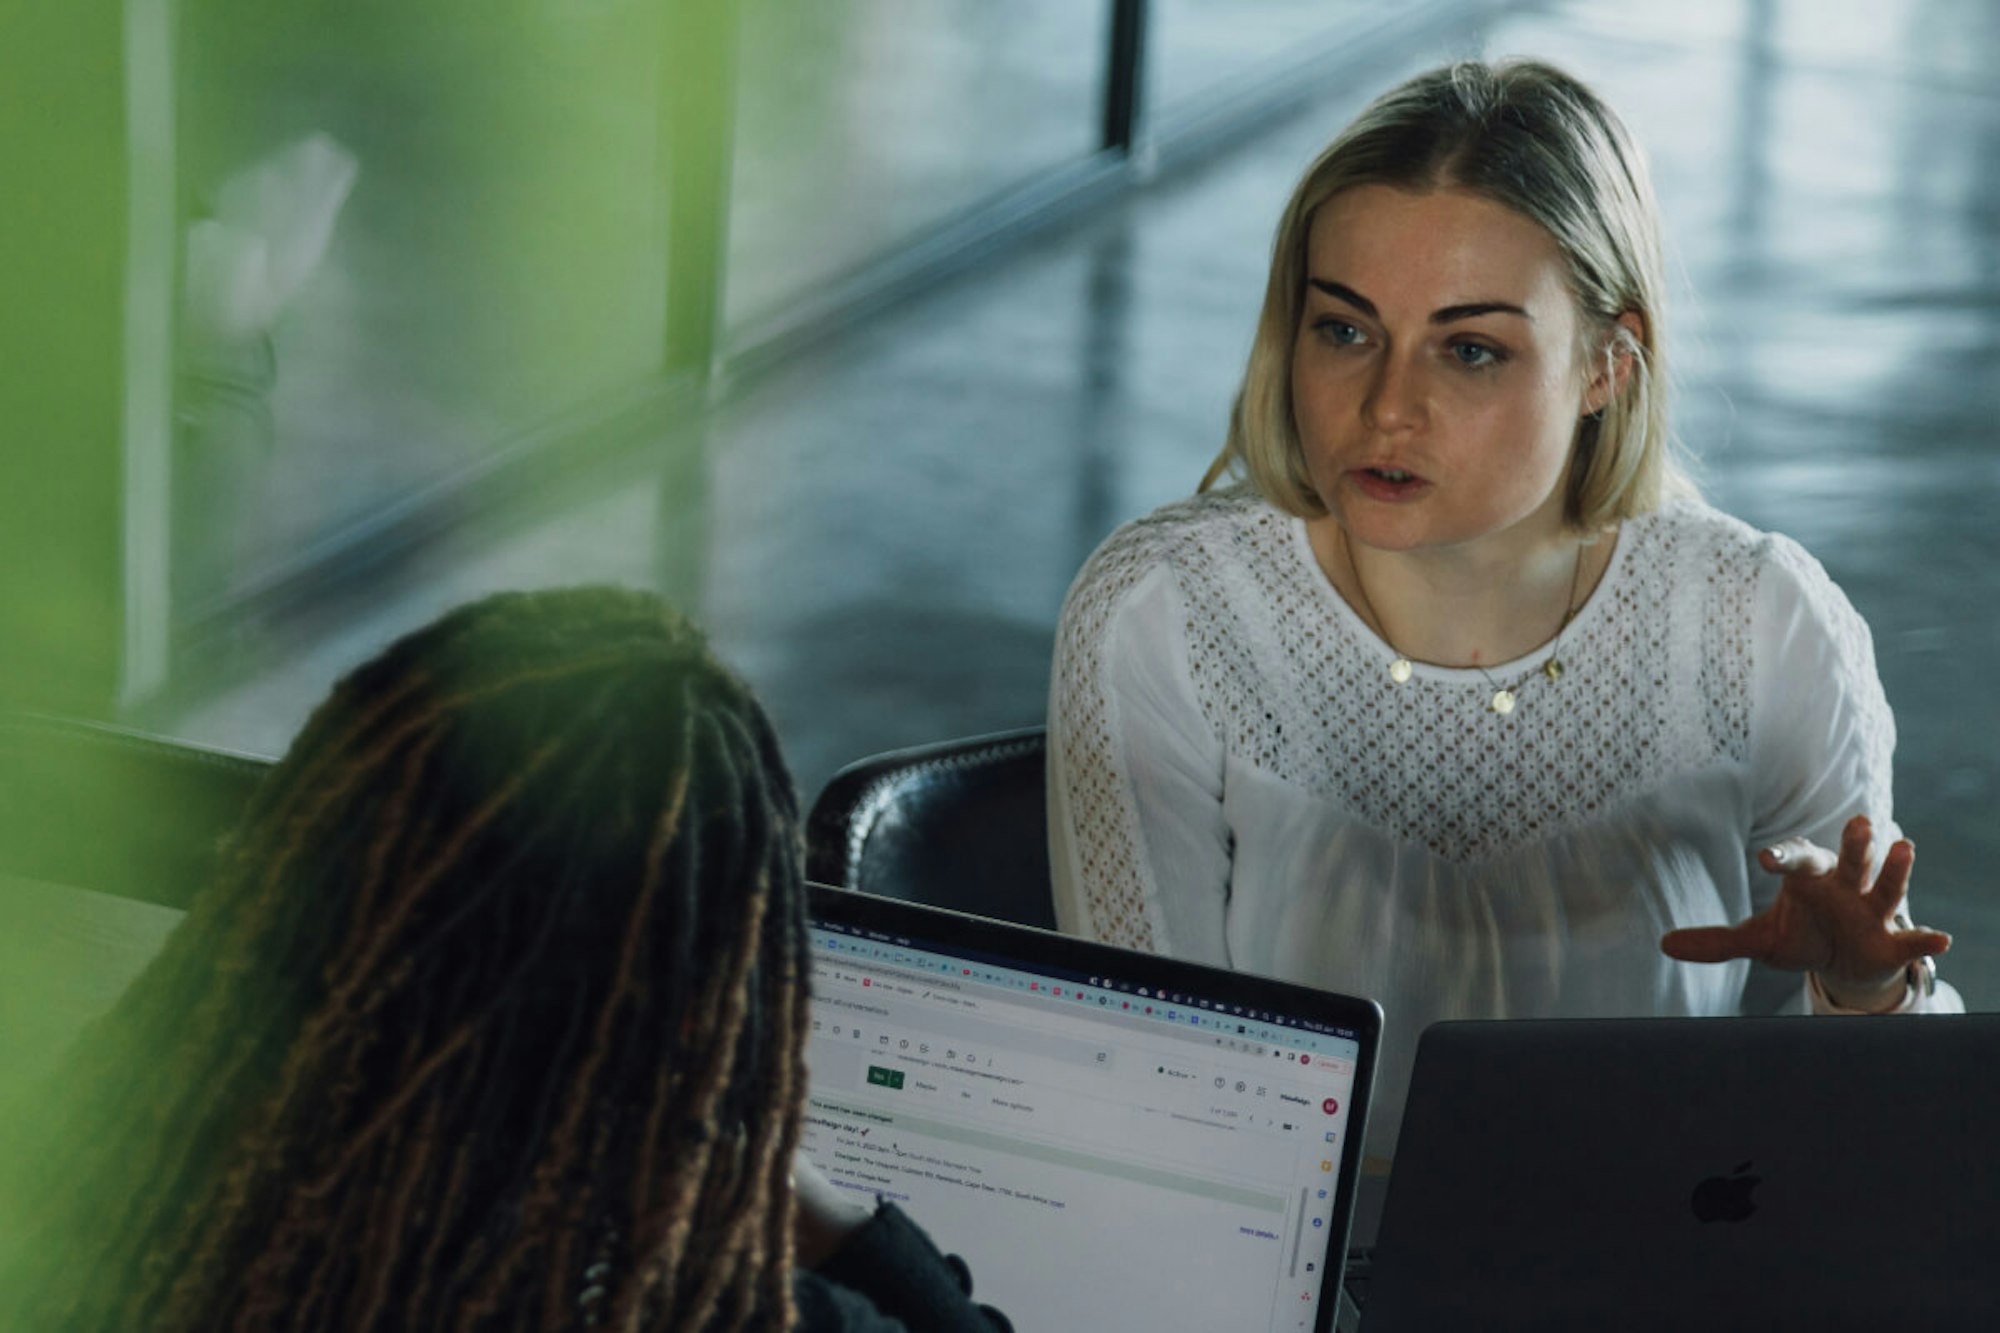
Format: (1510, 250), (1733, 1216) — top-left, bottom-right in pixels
(1363, 1015), (2000, 1331)
(803, 884), (1383, 1333)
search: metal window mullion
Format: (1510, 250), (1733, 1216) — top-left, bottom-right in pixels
(661, 0), (739, 383)
(1101, 0), (1149, 156)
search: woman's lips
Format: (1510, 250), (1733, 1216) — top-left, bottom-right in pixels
(1348, 466), (1430, 502)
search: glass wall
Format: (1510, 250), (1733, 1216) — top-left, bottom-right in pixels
(147, 0), (1471, 681)
(171, 0), (672, 614)
(164, 0), (1125, 629)
(1148, 0), (1386, 117)
(725, 0), (1110, 334)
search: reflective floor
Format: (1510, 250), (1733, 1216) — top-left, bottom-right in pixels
(161, 0), (2000, 1006)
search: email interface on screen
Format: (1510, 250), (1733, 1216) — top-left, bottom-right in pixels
(802, 920), (1364, 1332)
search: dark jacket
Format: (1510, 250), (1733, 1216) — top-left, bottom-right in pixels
(794, 1204), (1013, 1333)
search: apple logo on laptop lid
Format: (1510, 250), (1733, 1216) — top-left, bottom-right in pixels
(1690, 1161), (1761, 1224)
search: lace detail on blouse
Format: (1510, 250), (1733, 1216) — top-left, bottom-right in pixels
(1050, 506), (1198, 952)
(1055, 487), (1833, 892)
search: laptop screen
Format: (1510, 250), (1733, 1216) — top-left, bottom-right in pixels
(802, 885), (1380, 1332)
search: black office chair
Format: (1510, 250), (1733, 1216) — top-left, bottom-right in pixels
(0, 713), (272, 911)
(805, 726), (1054, 930)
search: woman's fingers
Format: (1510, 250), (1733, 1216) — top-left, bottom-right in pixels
(1890, 923), (1952, 961)
(1662, 918), (1948, 969)
(1835, 814), (1875, 887)
(1759, 820), (1908, 909)
(1684, 822), (1941, 976)
(1660, 922), (1760, 964)
(1758, 836), (1836, 878)
(1866, 839), (1915, 917)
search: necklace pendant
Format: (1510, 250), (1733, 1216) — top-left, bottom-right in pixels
(1543, 657), (1565, 683)
(1388, 657), (1414, 684)
(1490, 688), (1516, 715)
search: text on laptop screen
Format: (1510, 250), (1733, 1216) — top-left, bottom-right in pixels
(802, 920), (1362, 1332)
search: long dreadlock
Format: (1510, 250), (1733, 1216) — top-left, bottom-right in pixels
(1, 586), (811, 1332)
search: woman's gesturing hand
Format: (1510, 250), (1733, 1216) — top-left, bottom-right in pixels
(1659, 815), (1951, 1009)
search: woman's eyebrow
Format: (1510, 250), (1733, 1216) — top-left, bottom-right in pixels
(1308, 279), (1378, 317)
(1307, 277), (1531, 324)
(1432, 299), (1532, 323)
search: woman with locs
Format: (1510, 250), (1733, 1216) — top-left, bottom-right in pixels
(1047, 59), (1962, 1159)
(0, 587), (1009, 1332)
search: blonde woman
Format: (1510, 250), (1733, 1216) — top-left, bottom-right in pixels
(1047, 60), (1961, 1158)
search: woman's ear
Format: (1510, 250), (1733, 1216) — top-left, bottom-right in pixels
(1583, 310), (1647, 417)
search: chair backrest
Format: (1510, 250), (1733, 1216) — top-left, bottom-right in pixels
(0, 713), (272, 911)
(0, 714), (274, 1103)
(805, 726), (1053, 930)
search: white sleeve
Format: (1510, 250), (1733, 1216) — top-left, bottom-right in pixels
(1746, 536), (1961, 1013)
(1746, 535), (1897, 854)
(1047, 560), (1231, 964)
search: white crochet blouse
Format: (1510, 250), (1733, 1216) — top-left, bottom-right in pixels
(1047, 486), (1957, 1158)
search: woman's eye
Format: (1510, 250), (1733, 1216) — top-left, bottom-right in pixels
(1451, 341), (1501, 368)
(1316, 318), (1366, 346)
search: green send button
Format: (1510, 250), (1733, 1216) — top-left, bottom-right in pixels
(866, 1066), (905, 1090)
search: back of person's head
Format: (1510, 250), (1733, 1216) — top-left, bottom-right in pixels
(1211, 58), (1690, 530)
(1, 586), (809, 1332)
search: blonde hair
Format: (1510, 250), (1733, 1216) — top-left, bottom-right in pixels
(1202, 59), (1693, 530)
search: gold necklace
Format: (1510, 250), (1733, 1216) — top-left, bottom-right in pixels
(1339, 526), (1585, 715)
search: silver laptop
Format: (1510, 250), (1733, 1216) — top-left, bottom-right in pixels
(1363, 1015), (2000, 1331)
(803, 884), (1383, 1333)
